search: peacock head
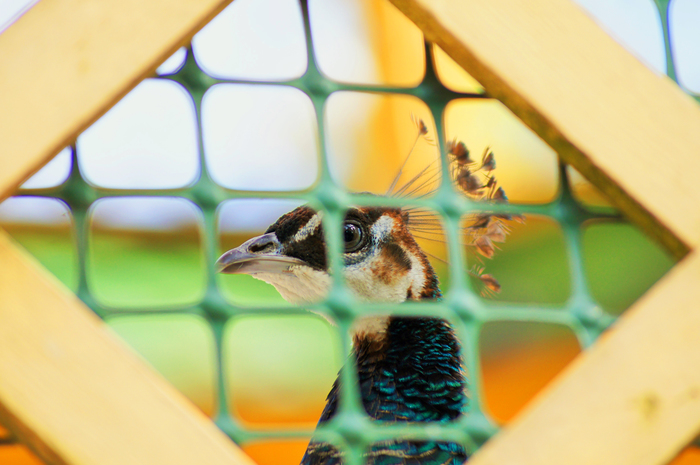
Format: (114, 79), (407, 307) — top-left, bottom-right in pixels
(217, 123), (517, 307)
(215, 204), (440, 305)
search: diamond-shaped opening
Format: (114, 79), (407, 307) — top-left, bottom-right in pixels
(309, 0), (424, 86)
(4, 1), (694, 463)
(193, 0), (307, 81)
(224, 314), (341, 428)
(88, 197), (205, 309)
(582, 220), (675, 316)
(0, 197), (77, 291)
(479, 321), (581, 425)
(77, 79), (199, 190)
(325, 91), (439, 195)
(202, 84), (320, 191)
(106, 313), (217, 417)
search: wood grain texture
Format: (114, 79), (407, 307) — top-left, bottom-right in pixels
(0, 0), (233, 201)
(0, 229), (256, 465)
(468, 249), (700, 465)
(390, 0), (700, 259)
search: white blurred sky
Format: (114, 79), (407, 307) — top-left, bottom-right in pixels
(202, 84), (319, 191)
(1, 0), (698, 229)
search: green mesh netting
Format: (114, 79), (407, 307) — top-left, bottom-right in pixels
(0, 1), (686, 464)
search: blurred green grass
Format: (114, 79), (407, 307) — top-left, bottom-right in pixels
(106, 313), (218, 417)
(468, 216), (571, 305)
(90, 230), (206, 309)
(3, 225), (78, 291)
(583, 221), (674, 315)
(224, 314), (341, 427)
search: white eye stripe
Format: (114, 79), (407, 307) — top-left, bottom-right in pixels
(370, 215), (395, 241)
(292, 212), (393, 247)
(293, 212), (323, 243)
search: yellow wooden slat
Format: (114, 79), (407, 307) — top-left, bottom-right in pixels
(0, 0), (232, 201)
(390, 0), (700, 259)
(469, 249), (700, 465)
(0, 229), (256, 465)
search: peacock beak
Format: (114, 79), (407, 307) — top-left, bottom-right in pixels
(216, 233), (307, 274)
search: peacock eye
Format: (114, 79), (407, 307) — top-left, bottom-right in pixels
(343, 220), (365, 253)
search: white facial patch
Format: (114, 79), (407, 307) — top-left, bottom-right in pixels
(252, 265), (335, 327)
(250, 212), (430, 339)
(252, 266), (331, 304)
(343, 214), (426, 304)
(343, 253), (426, 303)
(370, 215), (394, 241)
(292, 212), (323, 244)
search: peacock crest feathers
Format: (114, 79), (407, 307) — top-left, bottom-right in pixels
(386, 118), (522, 297)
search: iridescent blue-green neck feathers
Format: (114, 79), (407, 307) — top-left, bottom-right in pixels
(301, 307), (468, 465)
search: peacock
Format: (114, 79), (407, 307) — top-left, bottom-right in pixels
(216, 123), (513, 464)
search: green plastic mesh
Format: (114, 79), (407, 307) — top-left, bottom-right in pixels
(0, 0), (687, 463)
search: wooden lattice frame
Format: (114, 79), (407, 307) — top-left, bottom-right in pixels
(1, 0), (700, 464)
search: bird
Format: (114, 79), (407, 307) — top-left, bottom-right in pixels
(216, 123), (513, 465)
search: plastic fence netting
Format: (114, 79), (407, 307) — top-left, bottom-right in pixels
(0, 0), (685, 464)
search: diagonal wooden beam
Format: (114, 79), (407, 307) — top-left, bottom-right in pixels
(0, 229), (257, 465)
(0, 0), (233, 201)
(391, 0), (700, 259)
(0, 0), (259, 463)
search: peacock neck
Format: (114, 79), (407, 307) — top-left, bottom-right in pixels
(382, 268), (465, 421)
(383, 314), (465, 422)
